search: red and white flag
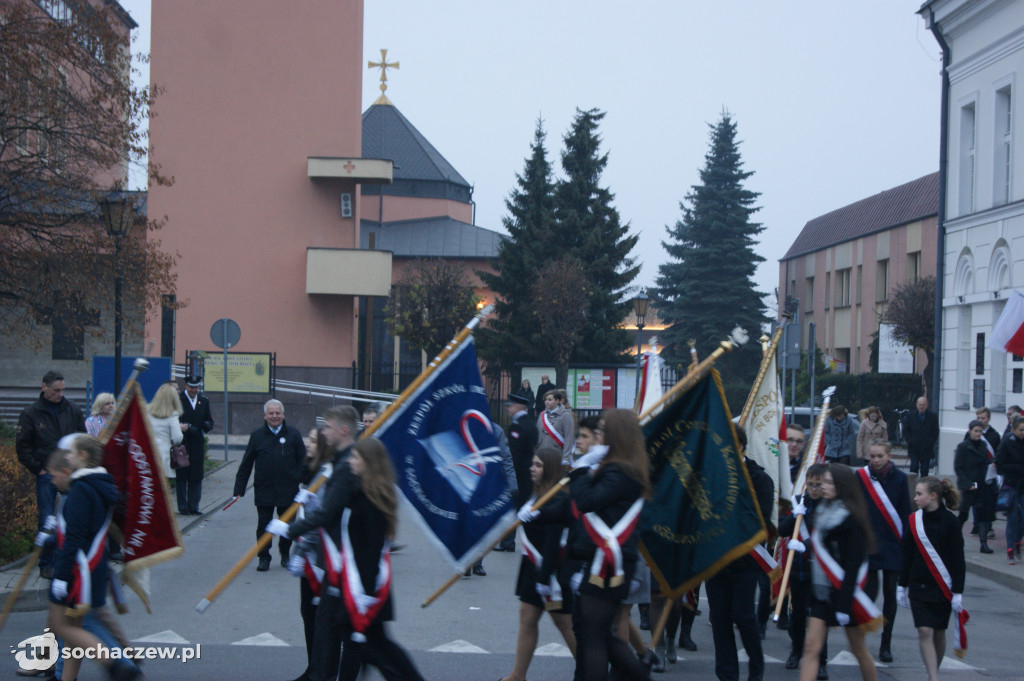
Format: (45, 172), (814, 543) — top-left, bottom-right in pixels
(989, 289), (1024, 355)
(743, 351), (791, 525)
(635, 351), (664, 417)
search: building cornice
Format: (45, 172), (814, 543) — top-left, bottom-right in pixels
(948, 25), (1024, 84)
(942, 198), (1024, 233)
(922, 0), (1013, 40)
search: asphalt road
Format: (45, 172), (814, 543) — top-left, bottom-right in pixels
(4, 460), (1024, 680)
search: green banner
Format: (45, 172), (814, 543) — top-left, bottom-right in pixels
(639, 369), (767, 598)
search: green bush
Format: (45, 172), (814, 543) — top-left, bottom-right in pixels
(0, 440), (37, 564)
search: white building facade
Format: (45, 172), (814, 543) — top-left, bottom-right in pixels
(922, 0), (1024, 472)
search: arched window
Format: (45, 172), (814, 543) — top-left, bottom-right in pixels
(954, 250), (974, 299)
(989, 242), (1011, 293)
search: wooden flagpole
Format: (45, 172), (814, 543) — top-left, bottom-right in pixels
(737, 326), (785, 428)
(772, 386), (835, 622)
(421, 474), (571, 608)
(196, 307), (493, 613)
(0, 547), (42, 632)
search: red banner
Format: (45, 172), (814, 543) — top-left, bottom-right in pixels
(103, 384), (184, 570)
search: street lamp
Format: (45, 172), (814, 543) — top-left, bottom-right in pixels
(633, 290), (650, 398)
(100, 192), (134, 396)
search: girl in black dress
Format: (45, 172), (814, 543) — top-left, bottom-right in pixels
(498, 445), (577, 681)
(898, 476), (965, 681)
(569, 408), (651, 681)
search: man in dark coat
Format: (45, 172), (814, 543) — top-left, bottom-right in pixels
(902, 396), (939, 477)
(534, 375), (556, 417)
(16, 370), (86, 576)
(178, 375), (214, 515)
(234, 399), (307, 571)
(505, 393), (538, 507)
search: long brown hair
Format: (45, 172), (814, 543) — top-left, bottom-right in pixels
(307, 428), (331, 473)
(827, 463), (876, 554)
(351, 438), (398, 539)
(597, 408), (650, 497)
(533, 445), (564, 498)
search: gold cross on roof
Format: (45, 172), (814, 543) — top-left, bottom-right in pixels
(368, 48), (399, 105)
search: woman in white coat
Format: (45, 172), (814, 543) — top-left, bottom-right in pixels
(148, 382), (184, 475)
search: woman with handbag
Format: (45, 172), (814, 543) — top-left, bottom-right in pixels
(148, 382), (185, 477)
(954, 420), (996, 553)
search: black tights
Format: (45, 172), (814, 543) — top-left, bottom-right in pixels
(579, 593), (647, 681)
(865, 569), (899, 643)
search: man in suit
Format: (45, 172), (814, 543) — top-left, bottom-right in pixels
(234, 399), (307, 571)
(16, 370), (86, 577)
(505, 393), (538, 508)
(903, 396), (939, 477)
(534, 375), (556, 417)
(178, 375), (214, 514)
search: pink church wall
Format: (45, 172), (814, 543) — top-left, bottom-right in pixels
(146, 1), (365, 368)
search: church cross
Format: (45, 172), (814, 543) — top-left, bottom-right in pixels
(368, 48), (399, 105)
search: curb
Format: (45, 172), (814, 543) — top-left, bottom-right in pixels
(964, 559), (1024, 594)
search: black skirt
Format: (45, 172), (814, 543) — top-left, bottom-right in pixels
(809, 596), (857, 628)
(515, 555), (574, 614)
(911, 596), (952, 630)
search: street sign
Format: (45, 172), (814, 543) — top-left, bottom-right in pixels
(210, 318), (241, 349)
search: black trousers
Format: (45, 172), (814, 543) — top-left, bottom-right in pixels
(577, 592), (648, 681)
(788, 579), (827, 663)
(175, 458), (204, 513)
(299, 577), (317, 668)
(864, 569), (898, 644)
(257, 504), (293, 560)
(908, 450), (933, 477)
(706, 563), (763, 681)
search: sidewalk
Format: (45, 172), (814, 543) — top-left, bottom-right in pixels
(0, 442), (249, 613)
(962, 513), (1024, 593)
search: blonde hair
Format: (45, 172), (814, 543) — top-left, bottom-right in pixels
(90, 392), (115, 416)
(149, 383), (183, 419)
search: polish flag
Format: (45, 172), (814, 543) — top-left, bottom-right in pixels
(989, 290), (1024, 355)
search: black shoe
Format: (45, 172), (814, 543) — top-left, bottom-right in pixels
(786, 653), (800, 669)
(879, 647), (893, 663)
(391, 542), (406, 553)
(678, 634), (697, 651)
(981, 543), (994, 554)
(816, 665), (828, 681)
(281, 555), (289, 568)
(38, 566), (53, 580)
(473, 564), (486, 576)
(257, 556), (271, 571)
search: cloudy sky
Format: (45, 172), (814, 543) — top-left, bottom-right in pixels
(120, 1), (942, 308)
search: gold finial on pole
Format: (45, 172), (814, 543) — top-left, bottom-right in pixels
(368, 48), (399, 105)
(687, 339), (699, 371)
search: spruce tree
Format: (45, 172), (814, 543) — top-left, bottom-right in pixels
(477, 118), (558, 372)
(654, 113), (768, 382)
(554, 108), (639, 365)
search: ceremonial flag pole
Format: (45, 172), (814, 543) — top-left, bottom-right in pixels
(737, 325), (785, 429)
(196, 306), (493, 613)
(772, 386), (835, 622)
(0, 548), (42, 632)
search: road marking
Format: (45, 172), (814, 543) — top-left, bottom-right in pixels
(429, 639), (489, 653)
(534, 643), (572, 657)
(231, 633), (289, 646)
(738, 649), (783, 663)
(133, 630), (190, 644)
(939, 656), (979, 670)
(828, 651), (886, 667)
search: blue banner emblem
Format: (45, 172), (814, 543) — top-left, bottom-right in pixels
(374, 338), (513, 570)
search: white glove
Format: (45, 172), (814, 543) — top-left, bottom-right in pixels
(790, 494), (807, 517)
(951, 593), (963, 614)
(835, 612), (850, 626)
(287, 554), (307, 577)
(265, 519), (290, 538)
(787, 539), (806, 554)
(517, 505), (540, 523)
(570, 569), (584, 594)
(572, 445), (608, 470)
(43, 515), (57, 531)
(34, 531), (50, 547)
(535, 582), (552, 598)
(897, 586), (909, 608)
(51, 579), (68, 599)
(294, 489), (315, 505)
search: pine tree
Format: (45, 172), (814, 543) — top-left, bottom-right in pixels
(477, 118), (558, 372)
(654, 113), (768, 382)
(554, 108), (639, 365)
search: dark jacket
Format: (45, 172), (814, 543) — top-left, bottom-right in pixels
(523, 490), (572, 585)
(508, 410), (538, 502)
(899, 504), (965, 601)
(16, 394), (86, 475)
(778, 495), (821, 582)
(955, 437), (992, 491)
(810, 501), (868, 616)
(903, 410), (939, 459)
(859, 463), (910, 571)
(734, 457), (776, 571)
(52, 469), (120, 607)
(288, 445), (356, 545)
(996, 434), (1024, 491)
(568, 462), (644, 567)
(234, 420), (307, 506)
(179, 391), (214, 461)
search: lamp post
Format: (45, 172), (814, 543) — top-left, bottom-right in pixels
(633, 291), (650, 398)
(100, 193), (134, 396)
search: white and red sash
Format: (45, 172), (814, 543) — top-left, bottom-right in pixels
(857, 467), (903, 541)
(338, 507), (391, 640)
(982, 435), (999, 483)
(516, 504), (566, 610)
(909, 510), (969, 656)
(55, 494), (113, 614)
(751, 543), (783, 600)
(810, 526), (882, 627)
(575, 498), (644, 588)
(542, 411), (566, 447)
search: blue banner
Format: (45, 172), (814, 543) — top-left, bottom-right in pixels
(373, 337), (513, 571)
